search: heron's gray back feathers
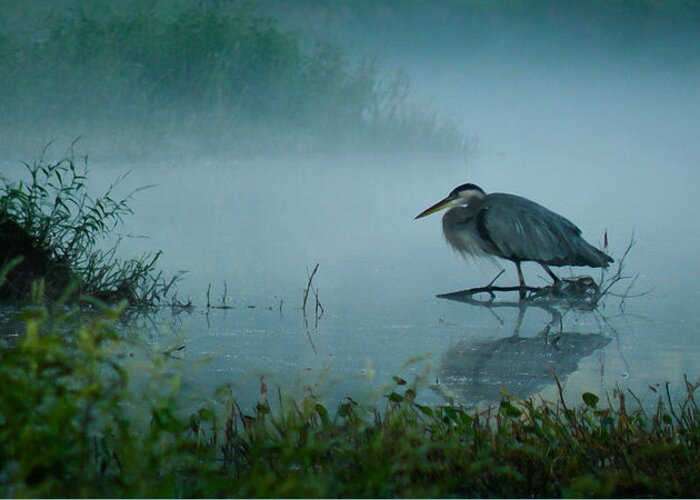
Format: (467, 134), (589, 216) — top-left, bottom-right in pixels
(444, 193), (613, 268)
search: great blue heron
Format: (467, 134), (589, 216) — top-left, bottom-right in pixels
(415, 183), (613, 298)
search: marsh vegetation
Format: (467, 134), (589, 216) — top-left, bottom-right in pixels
(2, 1), (700, 497)
(0, 151), (696, 497)
(0, 149), (179, 305)
(0, 1), (465, 159)
(0, 292), (698, 497)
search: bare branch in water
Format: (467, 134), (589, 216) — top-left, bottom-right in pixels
(206, 281), (234, 310)
(438, 234), (647, 311)
(313, 286), (324, 321)
(302, 263), (320, 316)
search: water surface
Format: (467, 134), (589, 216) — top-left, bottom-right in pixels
(10, 57), (699, 410)
(101, 128), (699, 409)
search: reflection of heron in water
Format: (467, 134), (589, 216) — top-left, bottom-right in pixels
(438, 285), (566, 336)
(415, 183), (613, 299)
(432, 299), (611, 406)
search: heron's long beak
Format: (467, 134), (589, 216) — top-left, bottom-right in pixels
(414, 195), (456, 219)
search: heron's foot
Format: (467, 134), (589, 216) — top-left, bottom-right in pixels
(540, 264), (561, 283)
(528, 275), (600, 306)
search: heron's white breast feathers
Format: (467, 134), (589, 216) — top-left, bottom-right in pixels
(442, 209), (492, 260)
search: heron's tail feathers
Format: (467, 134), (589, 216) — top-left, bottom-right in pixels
(574, 240), (614, 268)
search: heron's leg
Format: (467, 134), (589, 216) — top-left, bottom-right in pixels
(515, 262), (526, 300)
(540, 264), (560, 283)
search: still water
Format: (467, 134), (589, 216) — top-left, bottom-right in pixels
(99, 140), (699, 410)
(97, 59), (700, 410)
(17, 59), (700, 410)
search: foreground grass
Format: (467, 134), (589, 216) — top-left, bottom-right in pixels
(0, 296), (698, 498)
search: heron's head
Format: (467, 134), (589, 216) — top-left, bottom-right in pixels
(415, 183), (486, 219)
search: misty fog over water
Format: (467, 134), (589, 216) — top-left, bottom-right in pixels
(111, 63), (700, 407)
(2, 1), (700, 409)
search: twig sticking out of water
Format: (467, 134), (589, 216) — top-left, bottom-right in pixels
(301, 264), (324, 351)
(596, 234), (653, 310)
(206, 281), (234, 310)
(222, 281), (229, 308)
(169, 293), (193, 312)
(302, 263), (320, 316)
(487, 269), (506, 288)
(314, 287), (324, 320)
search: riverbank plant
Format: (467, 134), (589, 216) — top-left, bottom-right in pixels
(0, 149), (179, 305)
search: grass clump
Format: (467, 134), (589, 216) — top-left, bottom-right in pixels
(0, 290), (698, 497)
(0, 149), (178, 305)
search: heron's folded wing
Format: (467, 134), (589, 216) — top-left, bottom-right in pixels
(476, 194), (582, 265)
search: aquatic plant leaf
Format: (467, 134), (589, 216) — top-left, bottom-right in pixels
(582, 392), (600, 408)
